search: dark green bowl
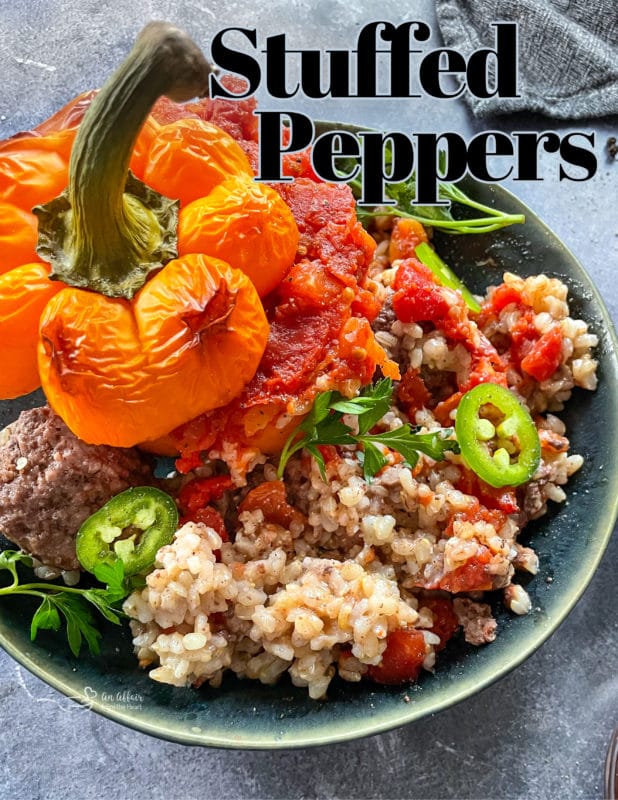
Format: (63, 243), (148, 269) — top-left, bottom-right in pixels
(1, 152), (617, 749)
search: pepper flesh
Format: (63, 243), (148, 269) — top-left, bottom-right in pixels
(178, 173), (298, 297)
(455, 383), (541, 488)
(76, 487), (178, 576)
(0, 263), (64, 397)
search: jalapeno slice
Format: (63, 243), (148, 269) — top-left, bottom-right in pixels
(455, 383), (541, 488)
(76, 487), (178, 576)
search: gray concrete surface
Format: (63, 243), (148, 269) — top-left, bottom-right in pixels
(0, 1), (616, 798)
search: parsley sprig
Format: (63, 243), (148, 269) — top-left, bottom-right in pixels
(277, 379), (459, 481)
(341, 150), (525, 235)
(0, 551), (136, 656)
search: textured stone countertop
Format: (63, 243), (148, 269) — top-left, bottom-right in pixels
(0, 2), (616, 798)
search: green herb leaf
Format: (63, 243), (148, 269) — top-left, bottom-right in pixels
(310, 414), (356, 446)
(360, 440), (389, 482)
(54, 594), (102, 657)
(301, 390), (334, 432)
(329, 399), (369, 415)
(277, 381), (459, 482)
(83, 585), (126, 623)
(0, 550), (33, 586)
(356, 379), (394, 435)
(0, 546), (133, 657)
(30, 597), (61, 640)
(304, 444), (327, 481)
(361, 426), (459, 470)
(92, 559), (127, 602)
(341, 144), (525, 235)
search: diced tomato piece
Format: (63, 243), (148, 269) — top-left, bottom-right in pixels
(438, 547), (493, 593)
(392, 256), (438, 291)
(434, 392), (462, 426)
(150, 77), (258, 145)
(392, 259), (451, 323)
(178, 476), (234, 514)
(282, 147), (320, 181)
(277, 260), (344, 311)
(336, 315), (400, 382)
(368, 628), (427, 684)
(397, 368), (431, 415)
(351, 285), (382, 322)
(180, 506), (228, 542)
(423, 598), (460, 651)
(460, 334), (508, 392)
(174, 451), (204, 475)
(509, 310), (538, 367)
(445, 502), (507, 536)
(488, 284), (522, 313)
(251, 306), (343, 396)
(317, 445), (340, 465)
(538, 427), (569, 454)
(388, 218), (429, 261)
(238, 480), (304, 528)
(150, 96), (200, 125)
(456, 470), (519, 515)
(520, 326), (563, 382)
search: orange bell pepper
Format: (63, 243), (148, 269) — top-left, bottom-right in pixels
(39, 253), (269, 446)
(0, 91), (161, 398)
(0, 22), (299, 448)
(0, 203), (39, 273)
(0, 119), (78, 396)
(0, 263), (64, 398)
(178, 174), (298, 297)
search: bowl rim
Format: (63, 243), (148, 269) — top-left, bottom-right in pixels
(1, 166), (617, 750)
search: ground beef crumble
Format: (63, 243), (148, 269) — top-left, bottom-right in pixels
(453, 598), (498, 645)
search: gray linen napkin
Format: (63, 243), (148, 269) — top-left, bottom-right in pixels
(435, 0), (618, 118)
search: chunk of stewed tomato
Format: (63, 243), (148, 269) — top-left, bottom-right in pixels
(368, 628), (427, 684)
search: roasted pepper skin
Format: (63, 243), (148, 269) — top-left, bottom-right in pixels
(39, 254), (270, 447)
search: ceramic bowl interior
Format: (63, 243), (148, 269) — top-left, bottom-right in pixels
(1, 136), (617, 748)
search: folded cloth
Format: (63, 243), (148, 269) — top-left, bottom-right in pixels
(435, 0), (618, 118)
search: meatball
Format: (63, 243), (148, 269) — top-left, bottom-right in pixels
(0, 406), (156, 570)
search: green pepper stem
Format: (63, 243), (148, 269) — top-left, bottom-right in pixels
(35, 22), (214, 298)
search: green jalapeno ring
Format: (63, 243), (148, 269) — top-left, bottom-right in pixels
(455, 383), (541, 489)
(76, 486), (178, 576)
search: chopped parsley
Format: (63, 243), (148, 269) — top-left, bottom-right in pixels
(277, 378), (459, 482)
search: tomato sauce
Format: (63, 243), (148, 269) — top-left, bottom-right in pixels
(166, 101), (398, 472)
(437, 547), (493, 593)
